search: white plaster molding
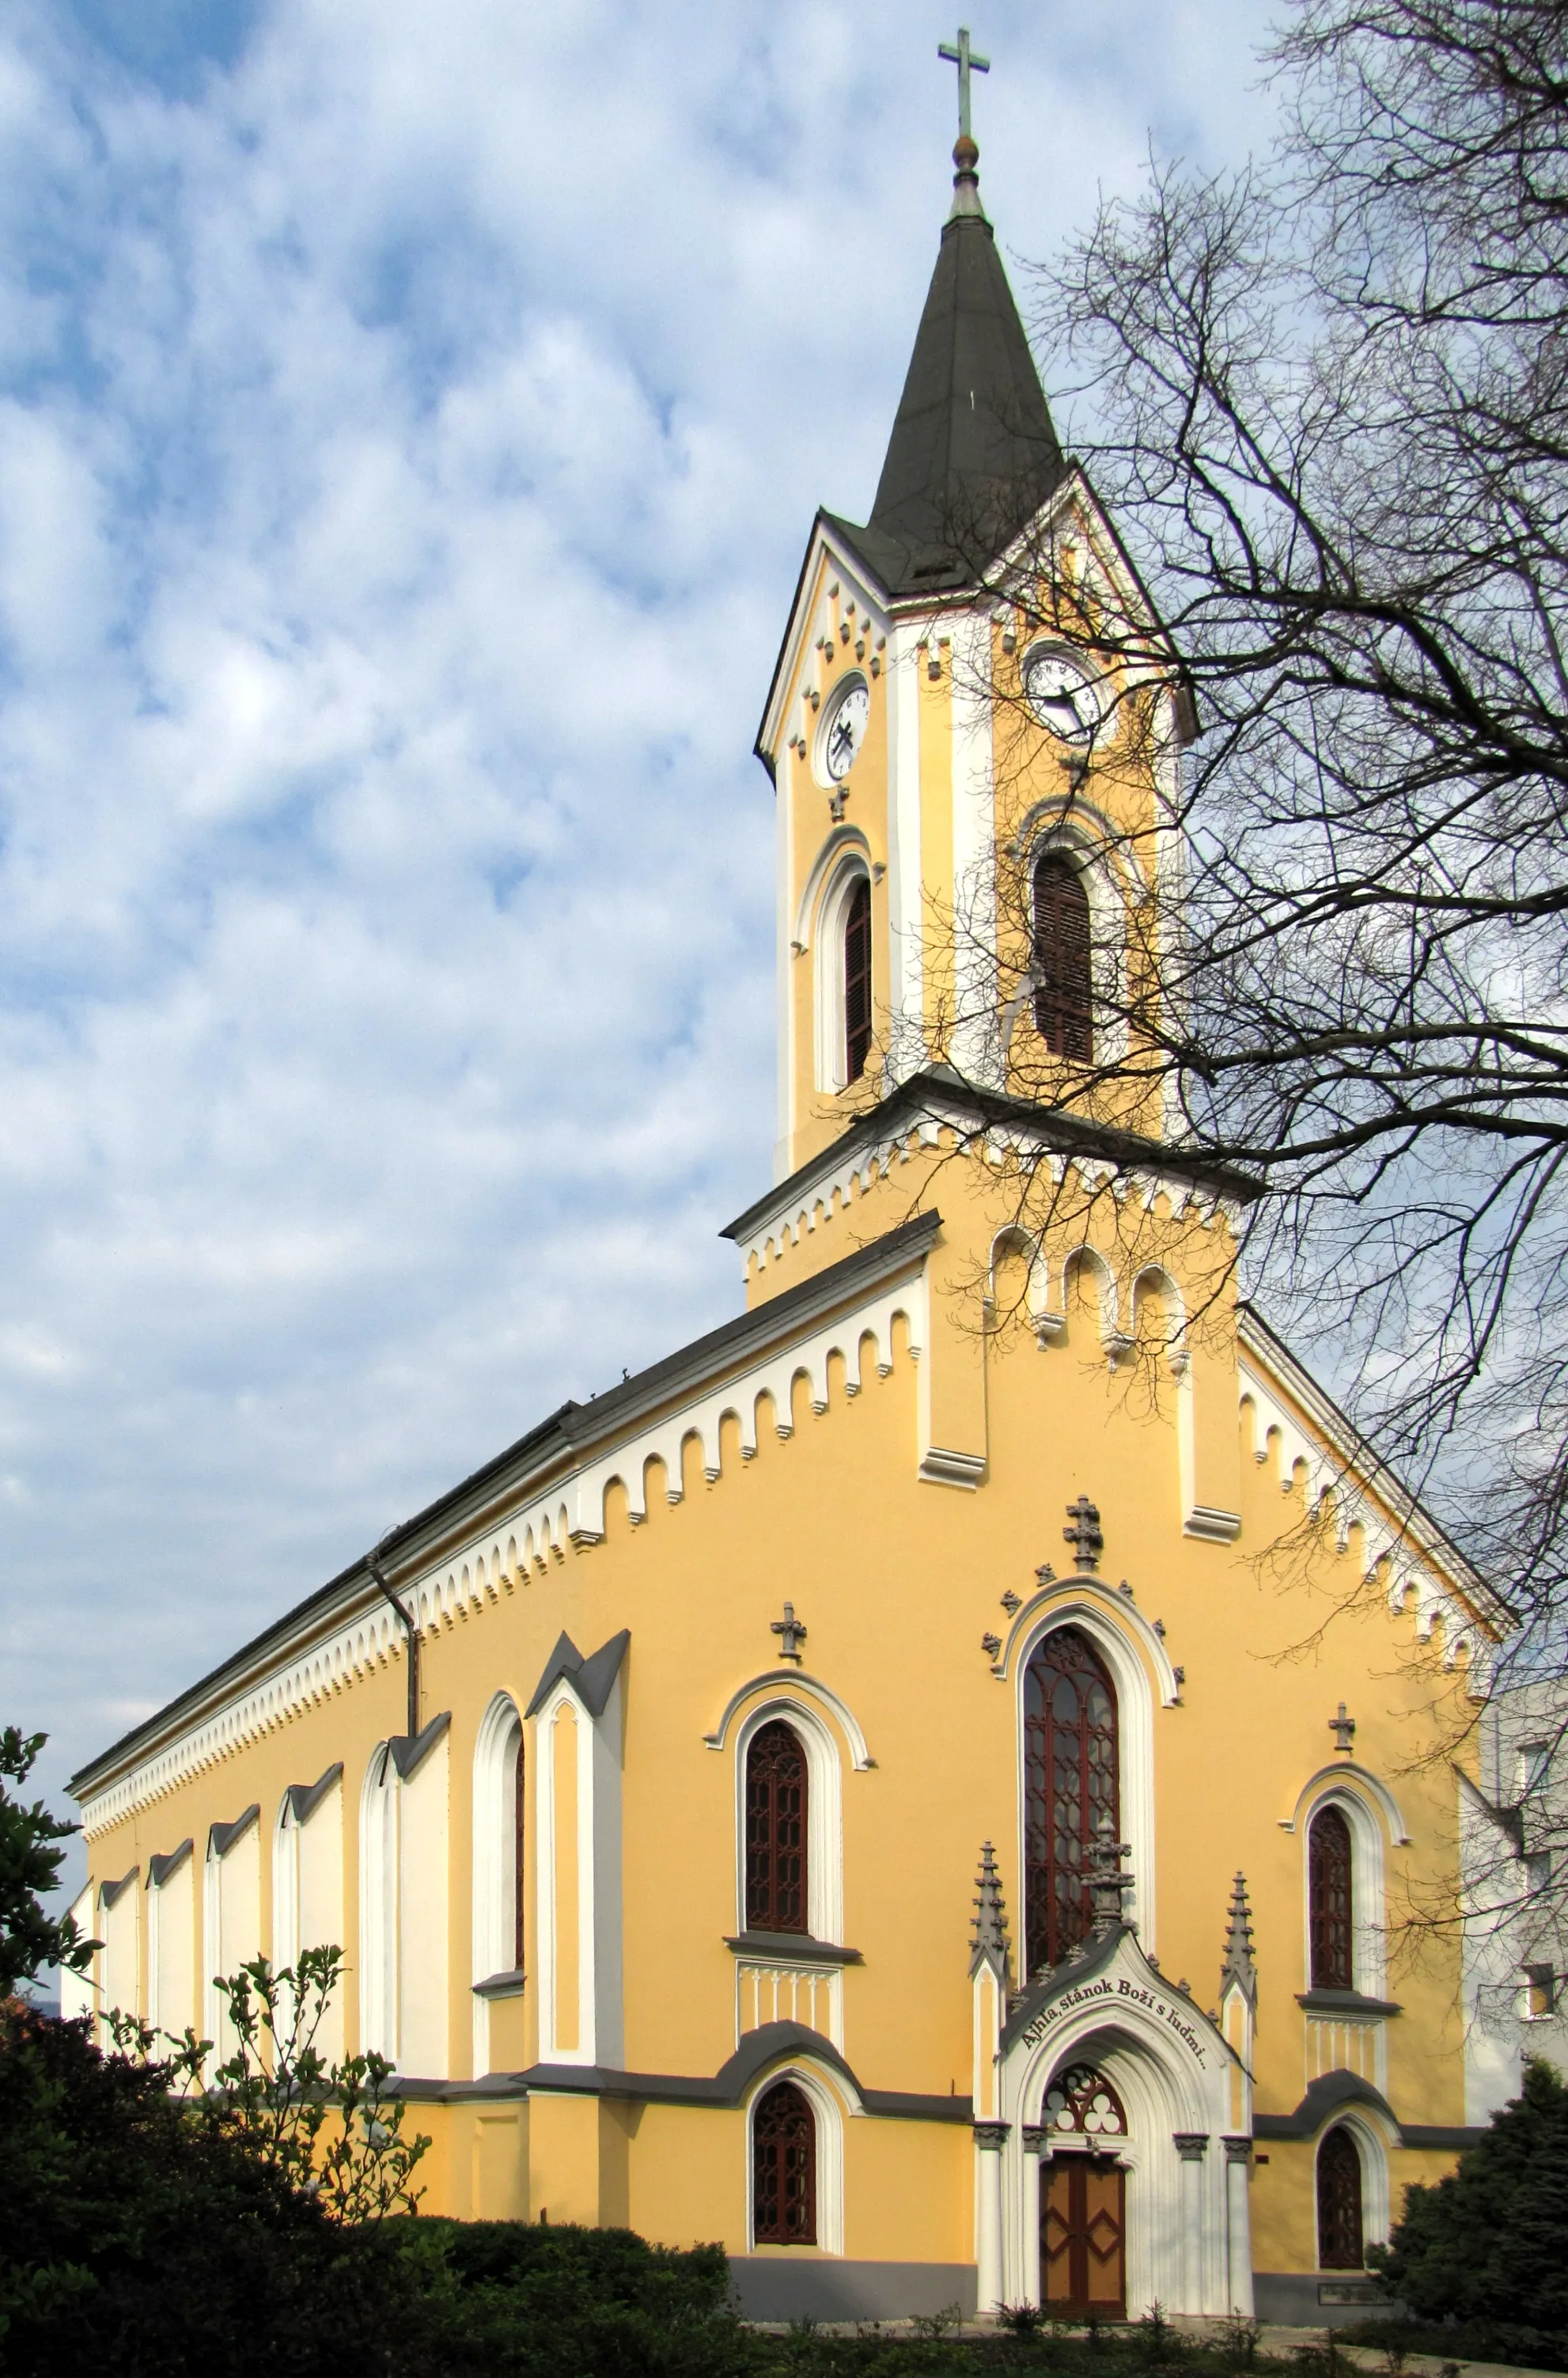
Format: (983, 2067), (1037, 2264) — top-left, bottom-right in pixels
(472, 1691), (524, 2076)
(78, 1267), (923, 1839)
(1009, 1598), (1163, 1949)
(703, 1673), (875, 1770)
(744, 2058), (850, 2255)
(994, 1578), (1181, 1708)
(1239, 1348), (1497, 1690)
(730, 1694), (845, 1948)
(1281, 1762), (1411, 1847)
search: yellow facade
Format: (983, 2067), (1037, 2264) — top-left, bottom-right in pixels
(67, 138), (1504, 2328)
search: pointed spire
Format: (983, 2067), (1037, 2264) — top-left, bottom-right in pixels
(838, 134), (1066, 597)
(1221, 1870), (1257, 2007)
(970, 1840), (1012, 1981)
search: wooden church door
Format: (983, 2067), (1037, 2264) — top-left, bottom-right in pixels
(1043, 2157), (1127, 2316)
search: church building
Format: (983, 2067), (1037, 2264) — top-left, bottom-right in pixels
(66, 74), (1509, 2327)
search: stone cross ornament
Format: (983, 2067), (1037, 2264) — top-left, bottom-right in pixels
(1063, 1494), (1104, 1573)
(771, 1602), (807, 1663)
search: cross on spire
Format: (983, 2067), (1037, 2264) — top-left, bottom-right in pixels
(937, 25), (990, 142)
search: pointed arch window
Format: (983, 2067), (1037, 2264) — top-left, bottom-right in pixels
(1316, 2126), (1364, 2268)
(753, 2080), (817, 2243)
(1024, 1627), (1119, 1975)
(1032, 854), (1093, 1060)
(844, 876), (872, 1083)
(1309, 1804), (1354, 1989)
(745, 1720), (809, 1933)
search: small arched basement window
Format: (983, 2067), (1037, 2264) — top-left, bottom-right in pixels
(1024, 1626), (1120, 1976)
(753, 2079), (817, 2244)
(1309, 1804), (1354, 1989)
(1316, 2126), (1365, 2268)
(843, 875), (872, 1083)
(1032, 854), (1093, 1060)
(745, 1719), (809, 1933)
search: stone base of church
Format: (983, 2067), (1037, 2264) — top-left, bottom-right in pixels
(1252, 2274), (1398, 2327)
(728, 2259), (979, 2323)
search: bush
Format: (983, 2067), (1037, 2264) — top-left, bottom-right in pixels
(0, 2000), (414, 2377)
(1369, 2058), (1568, 2332)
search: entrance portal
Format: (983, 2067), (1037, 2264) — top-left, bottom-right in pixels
(1043, 2156), (1127, 2317)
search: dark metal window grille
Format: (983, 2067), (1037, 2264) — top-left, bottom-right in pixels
(513, 1732), (526, 1974)
(745, 1720), (809, 1932)
(844, 877), (873, 1083)
(1032, 855), (1093, 1060)
(1316, 2126), (1364, 2268)
(1309, 1805), (1354, 1989)
(752, 2080), (817, 2244)
(1024, 1626), (1119, 1974)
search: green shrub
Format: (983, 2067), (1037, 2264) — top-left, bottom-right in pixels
(1369, 2058), (1568, 2331)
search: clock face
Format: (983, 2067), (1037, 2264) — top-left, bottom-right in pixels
(821, 679), (870, 783)
(1022, 645), (1103, 743)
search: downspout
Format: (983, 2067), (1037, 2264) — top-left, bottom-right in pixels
(367, 1553), (419, 1742)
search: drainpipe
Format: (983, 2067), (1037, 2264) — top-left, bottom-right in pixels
(367, 1552), (419, 1742)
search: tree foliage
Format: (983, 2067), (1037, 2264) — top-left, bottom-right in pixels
(0, 1728), (96, 1999)
(1370, 2057), (1568, 2339)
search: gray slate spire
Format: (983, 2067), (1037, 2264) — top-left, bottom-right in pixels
(831, 136), (1066, 598)
(970, 1839), (1012, 1981)
(1221, 1870), (1257, 2006)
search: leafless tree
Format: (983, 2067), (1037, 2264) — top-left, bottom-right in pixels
(891, 3), (1568, 1925)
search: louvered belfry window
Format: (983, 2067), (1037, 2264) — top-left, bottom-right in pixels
(745, 1720), (809, 1932)
(1316, 2126), (1365, 2268)
(843, 876), (873, 1083)
(1309, 1805), (1354, 1989)
(1032, 854), (1093, 1060)
(1024, 1627), (1120, 1974)
(753, 2079), (817, 2244)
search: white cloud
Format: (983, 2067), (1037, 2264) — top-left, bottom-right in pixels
(0, 0), (1268, 1844)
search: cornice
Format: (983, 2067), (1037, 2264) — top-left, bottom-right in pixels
(70, 1211), (938, 1831)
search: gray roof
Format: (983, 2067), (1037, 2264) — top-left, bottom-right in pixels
(832, 184), (1065, 597)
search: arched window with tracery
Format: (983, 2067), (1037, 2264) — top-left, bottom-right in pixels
(1032, 854), (1093, 1060)
(1025, 1627), (1119, 1974)
(745, 1720), (809, 1933)
(753, 2079), (816, 2244)
(1316, 2126), (1364, 2268)
(1309, 1804), (1354, 1989)
(843, 876), (872, 1084)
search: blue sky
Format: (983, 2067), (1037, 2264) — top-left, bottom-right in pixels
(0, 0), (1269, 1853)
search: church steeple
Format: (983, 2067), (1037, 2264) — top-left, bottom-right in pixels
(847, 131), (1066, 594)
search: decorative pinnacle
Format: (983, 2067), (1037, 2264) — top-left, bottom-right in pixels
(1087, 1808), (1134, 1940)
(970, 1839), (1012, 1980)
(1221, 1869), (1257, 2007)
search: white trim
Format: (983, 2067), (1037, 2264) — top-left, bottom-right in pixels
(886, 620), (925, 1080)
(273, 1794), (301, 1976)
(358, 1743), (399, 2063)
(1013, 1605), (1160, 1952)
(951, 610), (998, 1090)
(995, 1577), (1180, 1708)
(533, 1669), (624, 2069)
(1282, 1762), (1411, 1845)
(472, 1691), (525, 2075)
(733, 1695), (845, 1947)
(704, 1672), (875, 1769)
(1315, 2114), (1392, 2262)
(744, 2059), (847, 2255)
(1298, 1780), (1390, 2002)
(812, 848), (873, 1096)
